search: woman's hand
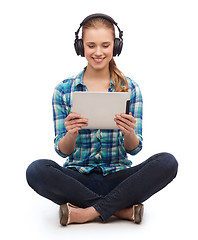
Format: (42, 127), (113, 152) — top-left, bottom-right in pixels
(114, 112), (139, 151)
(114, 112), (136, 136)
(64, 112), (88, 139)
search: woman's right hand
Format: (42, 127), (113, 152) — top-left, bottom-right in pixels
(64, 112), (88, 139)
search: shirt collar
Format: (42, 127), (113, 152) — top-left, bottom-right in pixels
(73, 67), (86, 88)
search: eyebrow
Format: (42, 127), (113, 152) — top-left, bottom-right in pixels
(86, 41), (111, 44)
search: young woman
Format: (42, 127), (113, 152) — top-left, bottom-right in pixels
(26, 13), (178, 226)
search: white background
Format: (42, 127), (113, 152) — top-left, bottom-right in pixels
(0, 0), (198, 239)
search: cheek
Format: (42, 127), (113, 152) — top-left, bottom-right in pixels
(83, 44), (93, 58)
(105, 44), (114, 56)
(105, 47), (114, 58)
(84, 48), (92, 58)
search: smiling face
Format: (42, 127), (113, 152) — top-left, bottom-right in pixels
(83, 27), (114, 71)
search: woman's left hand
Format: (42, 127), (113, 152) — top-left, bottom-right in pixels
(114, 112), (136, 136)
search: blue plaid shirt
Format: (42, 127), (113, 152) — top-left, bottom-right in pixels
(52, 68), (143, 176)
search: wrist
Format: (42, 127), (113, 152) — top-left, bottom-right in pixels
(123, 130), (139, 151)
(123, 128), (136, 138)
(58, 132), (77, 156)
(66, 131), (78, 141)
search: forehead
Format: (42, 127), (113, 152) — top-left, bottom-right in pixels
(83, 27), (114, 42)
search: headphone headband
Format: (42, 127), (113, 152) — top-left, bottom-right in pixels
(74, 13), (123, 57)
(80, 13), (117, 27)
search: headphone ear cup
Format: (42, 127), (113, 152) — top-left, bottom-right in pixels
(74, 39), (84, 57)
(113, 38), (123, 56)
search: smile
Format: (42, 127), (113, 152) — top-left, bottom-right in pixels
(92, 58), (105, 63)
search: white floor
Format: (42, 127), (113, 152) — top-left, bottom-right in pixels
(2, 153), (197, 240)
(1, 1), (198, 239)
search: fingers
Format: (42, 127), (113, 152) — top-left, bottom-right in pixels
(65, 112), (88, 132)
(66, 123), (87, 133)
(114, 113), (136, 130)
(68, 126), (82, 136)
(119, 113), (136, 123)
(65, 112), (83, 121)
(116, 123), (130, 135)
(65, 118), (88, 127)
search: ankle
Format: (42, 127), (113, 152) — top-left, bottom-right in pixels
(114, 207), (133, 221)
(69, 206), (100, 224)
(68, 206), (85, 224)
(85, 207), (100, 221)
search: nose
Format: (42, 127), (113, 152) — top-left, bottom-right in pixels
(95, 46), (103, 56)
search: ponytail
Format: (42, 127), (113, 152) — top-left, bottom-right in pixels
(109, 58), (128, 92)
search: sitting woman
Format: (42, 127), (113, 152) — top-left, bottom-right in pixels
(26, 13), (178, 226)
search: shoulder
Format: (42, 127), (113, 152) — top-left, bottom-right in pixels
(54, 75), (77, 95)
(54, 69), (84, 95)
(52, 70), (83, 107)
(126, 76), (143, 102)
(126, 76), (141, 92)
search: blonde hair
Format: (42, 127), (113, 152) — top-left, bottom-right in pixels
(82, 17), (128, 92)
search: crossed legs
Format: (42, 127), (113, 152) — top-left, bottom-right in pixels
(26, 152), (178, 224)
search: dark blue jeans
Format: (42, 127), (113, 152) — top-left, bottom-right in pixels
(26, 152), (178, 222)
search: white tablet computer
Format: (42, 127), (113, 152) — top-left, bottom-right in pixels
(71, 92), (130, 129)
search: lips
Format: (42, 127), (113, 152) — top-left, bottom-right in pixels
(92, 57), (105, 63)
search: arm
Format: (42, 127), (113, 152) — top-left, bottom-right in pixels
(114, 112), (140, 152)
(58, 132), (77, 156)
(58, 112), (88, 155)
(52, 84), (88, 157)
(124, 132), (139, 152)
(114, 80), (143, 154)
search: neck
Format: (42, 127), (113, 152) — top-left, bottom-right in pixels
(84, 64), (111, 82)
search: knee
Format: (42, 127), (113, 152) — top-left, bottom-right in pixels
(158, 152), (178, 179)
(26, 159), (50, 188)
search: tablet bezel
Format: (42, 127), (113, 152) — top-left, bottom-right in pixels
(71, 91), (130, 129)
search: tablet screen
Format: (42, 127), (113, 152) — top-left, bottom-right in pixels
(71, 92), (130, 129)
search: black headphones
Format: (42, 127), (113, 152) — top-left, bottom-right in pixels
(74, 13), (123, 57)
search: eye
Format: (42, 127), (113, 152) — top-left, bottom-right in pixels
(88, 45), (95, 49)
(103, 45), (110, 48)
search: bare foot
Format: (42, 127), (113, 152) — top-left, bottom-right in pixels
(114, 207), (133, 221)
(68, 206), (100, 224)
